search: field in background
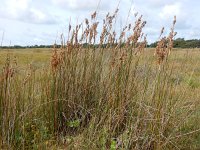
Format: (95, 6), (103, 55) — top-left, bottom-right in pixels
(1, 48), (200, 76)
(0, 48), (51, 67)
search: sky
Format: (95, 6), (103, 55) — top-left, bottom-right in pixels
(0, 0), (199, 46)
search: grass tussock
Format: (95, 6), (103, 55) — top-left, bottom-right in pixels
(1, 9), (200, 150)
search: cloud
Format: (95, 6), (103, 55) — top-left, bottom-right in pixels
(147, 0), (175, 7)
(5, 0), (30, 16)
(0, 0), (59, 24)
(158, 2), (190, 30)
(159, 3), (181, 19)
(188, 28), (200, 39)
(51, 0), (111, 11)
(20, 8), (59, 24)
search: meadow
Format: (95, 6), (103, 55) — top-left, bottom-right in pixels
(1, 11), (200, 150)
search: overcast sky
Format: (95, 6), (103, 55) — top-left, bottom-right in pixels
(0, 0), (199, 46)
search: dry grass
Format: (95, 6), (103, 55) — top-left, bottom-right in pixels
(0, 9), (200, 150)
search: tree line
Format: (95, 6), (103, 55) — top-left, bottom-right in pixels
(149, 38), (200, 48)
(0, 38), (200, 49)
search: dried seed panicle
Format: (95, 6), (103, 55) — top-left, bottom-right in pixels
(91, 11), (97, 20)
(51, 45), (61, 73)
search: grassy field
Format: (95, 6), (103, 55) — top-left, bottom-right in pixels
(1, 11), (200, 150)
(0, 48), (51, 67)
(1, 47), (200, 149)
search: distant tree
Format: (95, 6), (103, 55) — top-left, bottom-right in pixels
(149, 38), (200, 48)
